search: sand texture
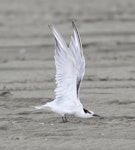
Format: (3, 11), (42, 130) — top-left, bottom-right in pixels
(0, 0), (135, 149)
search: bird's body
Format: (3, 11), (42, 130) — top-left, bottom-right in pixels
(35, 21), (99, 122)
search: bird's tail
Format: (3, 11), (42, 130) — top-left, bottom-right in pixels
(34, 104), (50, 110)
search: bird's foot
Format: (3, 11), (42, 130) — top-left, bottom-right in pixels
(62, 116), (68, 123)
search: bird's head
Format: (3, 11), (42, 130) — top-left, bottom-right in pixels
(83, 108), (100, 118)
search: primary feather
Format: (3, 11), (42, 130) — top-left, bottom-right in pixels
(69, 21), (85, 97)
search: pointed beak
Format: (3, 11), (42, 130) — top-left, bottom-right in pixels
(93, 114), (100, 117)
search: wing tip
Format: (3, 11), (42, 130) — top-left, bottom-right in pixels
(48, 24), (55, 31)
(72, 19), (77, 29)
(49, 20), (77, 32)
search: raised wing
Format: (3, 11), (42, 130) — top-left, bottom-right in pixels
(69, 21), (85, 98)
(49, 25), (78, 103)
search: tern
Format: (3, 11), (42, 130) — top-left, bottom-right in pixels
(35, 21), (100, 122)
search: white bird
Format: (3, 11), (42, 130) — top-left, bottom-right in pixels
(35, 21), (100, 123)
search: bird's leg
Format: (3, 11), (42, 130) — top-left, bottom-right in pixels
(62, 115), (68, 123)
(62, 117), (65, 123)
(64, 116), (68, 122)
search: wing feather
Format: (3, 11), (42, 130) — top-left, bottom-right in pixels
(35, 23), (85, 111)
(69, 21), (85, 97)
(50, 25), (78, 103)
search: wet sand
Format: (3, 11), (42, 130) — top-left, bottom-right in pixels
(0, 0), (135, 149)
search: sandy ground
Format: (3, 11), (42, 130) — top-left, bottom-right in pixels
(0, 0), (135, 149)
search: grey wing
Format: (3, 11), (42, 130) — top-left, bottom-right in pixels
(69, 21), (85, 98)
